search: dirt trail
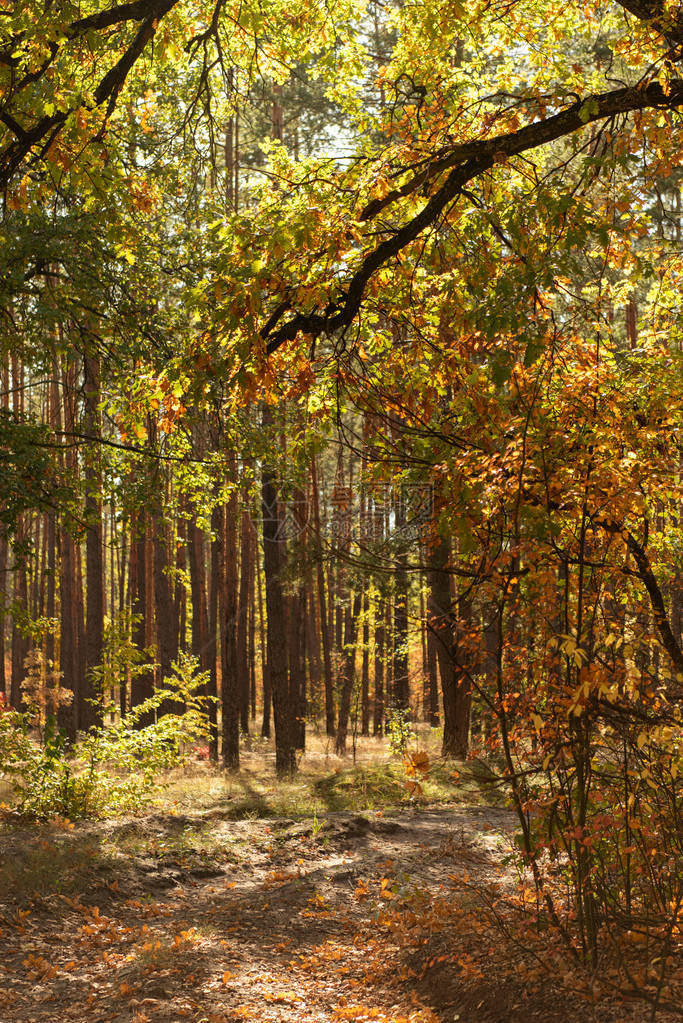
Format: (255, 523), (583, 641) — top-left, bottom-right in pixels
(0, 805), (666, 1023)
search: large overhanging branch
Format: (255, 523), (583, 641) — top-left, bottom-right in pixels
(0, 0), (180, 191)
(260, 79), (683, 357)
(613, 0), (683, 53)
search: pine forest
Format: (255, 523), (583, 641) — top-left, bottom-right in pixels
(0, 2), (682, 1021)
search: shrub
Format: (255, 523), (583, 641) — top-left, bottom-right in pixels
(0, 652), (212, 819)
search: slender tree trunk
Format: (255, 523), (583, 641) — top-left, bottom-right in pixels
(248, 586), (256, 720)
(11, 516), (29, 710)
(373, 596), (385, 735)
(261, 412), (296, 775)
(58, 523), (78, 736)
(221, 482), (240, 771)
(208, 502), (222, 759)
(257, 535), (271, 738)
(174, 509), (187, 653)
(361, 591), (370, 735)
(311, 455), (335, 734)
(153, 508), (178, 702)
(81, 351), (104, 730)
(236, 508), (252, 734)
(0, 358), (8, 697)
(10, 353), (29, 709)
(335, 589), (362, 755)
(288, 585), (306, 749)
(188, 516), (210, 674)
(131, 515), (154, 726)
(392, 487), (410, 711)
(427, 529), (471, 758)
(426, 611), (440, 727)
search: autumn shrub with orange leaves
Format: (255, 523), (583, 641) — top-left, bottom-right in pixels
(430, 331), (683, 1003)
(350, 312), (682, 1003)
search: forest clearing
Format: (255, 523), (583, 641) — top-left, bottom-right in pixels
(1, 0), (682, 1019)
(1, 739), (677, 1023)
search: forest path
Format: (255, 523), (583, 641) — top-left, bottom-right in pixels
(0, 803), (659, 1023)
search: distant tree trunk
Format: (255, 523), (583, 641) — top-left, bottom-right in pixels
(58, 523), (78, 736)
(221, 485), (240, 771)
(153, 509), (178, 702)
(45, 504), (56, 671)
(248, 587), (256, 720)
(236, 508), (252, 735)
(10, 354), (29, 710)
(290, 487), (308, 750)
(427, 529), (471, 758)
(419, 580), (429, 720)
(311, 455), (335, 734)
(174, 510), (187, 653)
(0, 358), (7, 698)
(56, 355), (82, 734)
(131, 515), (154, 726)
(81, 351), (104, 730)
(261, 417), (296, 775)
(426, 615), (440, 727)
(75, 541), (87, 703)
(208, 501), (222, 759)
(306, 587), (322, 713)
(188, 516), (209, 675)
(335, 589), (362, 755)
(0, 527), (6, 699)
(11, 517), (29, 710)
(361, 591), (370, 736)
(373, 596), (385, 735)
(288, 584), (306, 749)
(257, 536), (271, 738)
(392, 488), (410, 711)
(385, 592), (394, 716)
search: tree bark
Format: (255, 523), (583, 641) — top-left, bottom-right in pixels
(311, 455), (335, 734)
(427, 529), (471, 758)
(335, 589), (362, 755)
(261, 419), (296, 775)
(221, 485), (240, 771)
(81, 351), (104, 730)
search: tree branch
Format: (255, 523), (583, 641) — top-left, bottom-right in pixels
(0, 0), (180, 190)
(262, 79), (683, 356)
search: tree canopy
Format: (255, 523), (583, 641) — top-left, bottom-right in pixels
(1, 0), (682, 1009)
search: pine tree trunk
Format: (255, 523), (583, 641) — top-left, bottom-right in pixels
(361, 591), (370, 736)
(208, 502), (222, 759)
(311, 456), (335, 734)
(288, 585), (306, 749)
(257, 537), (271, 738)
(261, 437), (296, 775)
(153, 509), (178, 703)
(427, 530), (471, 758)
(221, 484), (240, 771)
(373, 596), (385, 735)
(11, 515), (29, 710)
(392, 488), (410, 711)
(188, 517), (210, 674)
(58, 523), (78, 736)
(81, 352), (104, 731)
(131, 516), (154, 726)
(0, 358), (7, 697)
(335, 589), (362, 755)
(236, 508), (252, 735)
(426, 614), (440, 727)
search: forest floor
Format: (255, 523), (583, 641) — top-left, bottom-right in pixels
(0, 742), (677, 1023)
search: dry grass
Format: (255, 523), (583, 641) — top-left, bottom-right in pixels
(159, 724), (501, 820)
